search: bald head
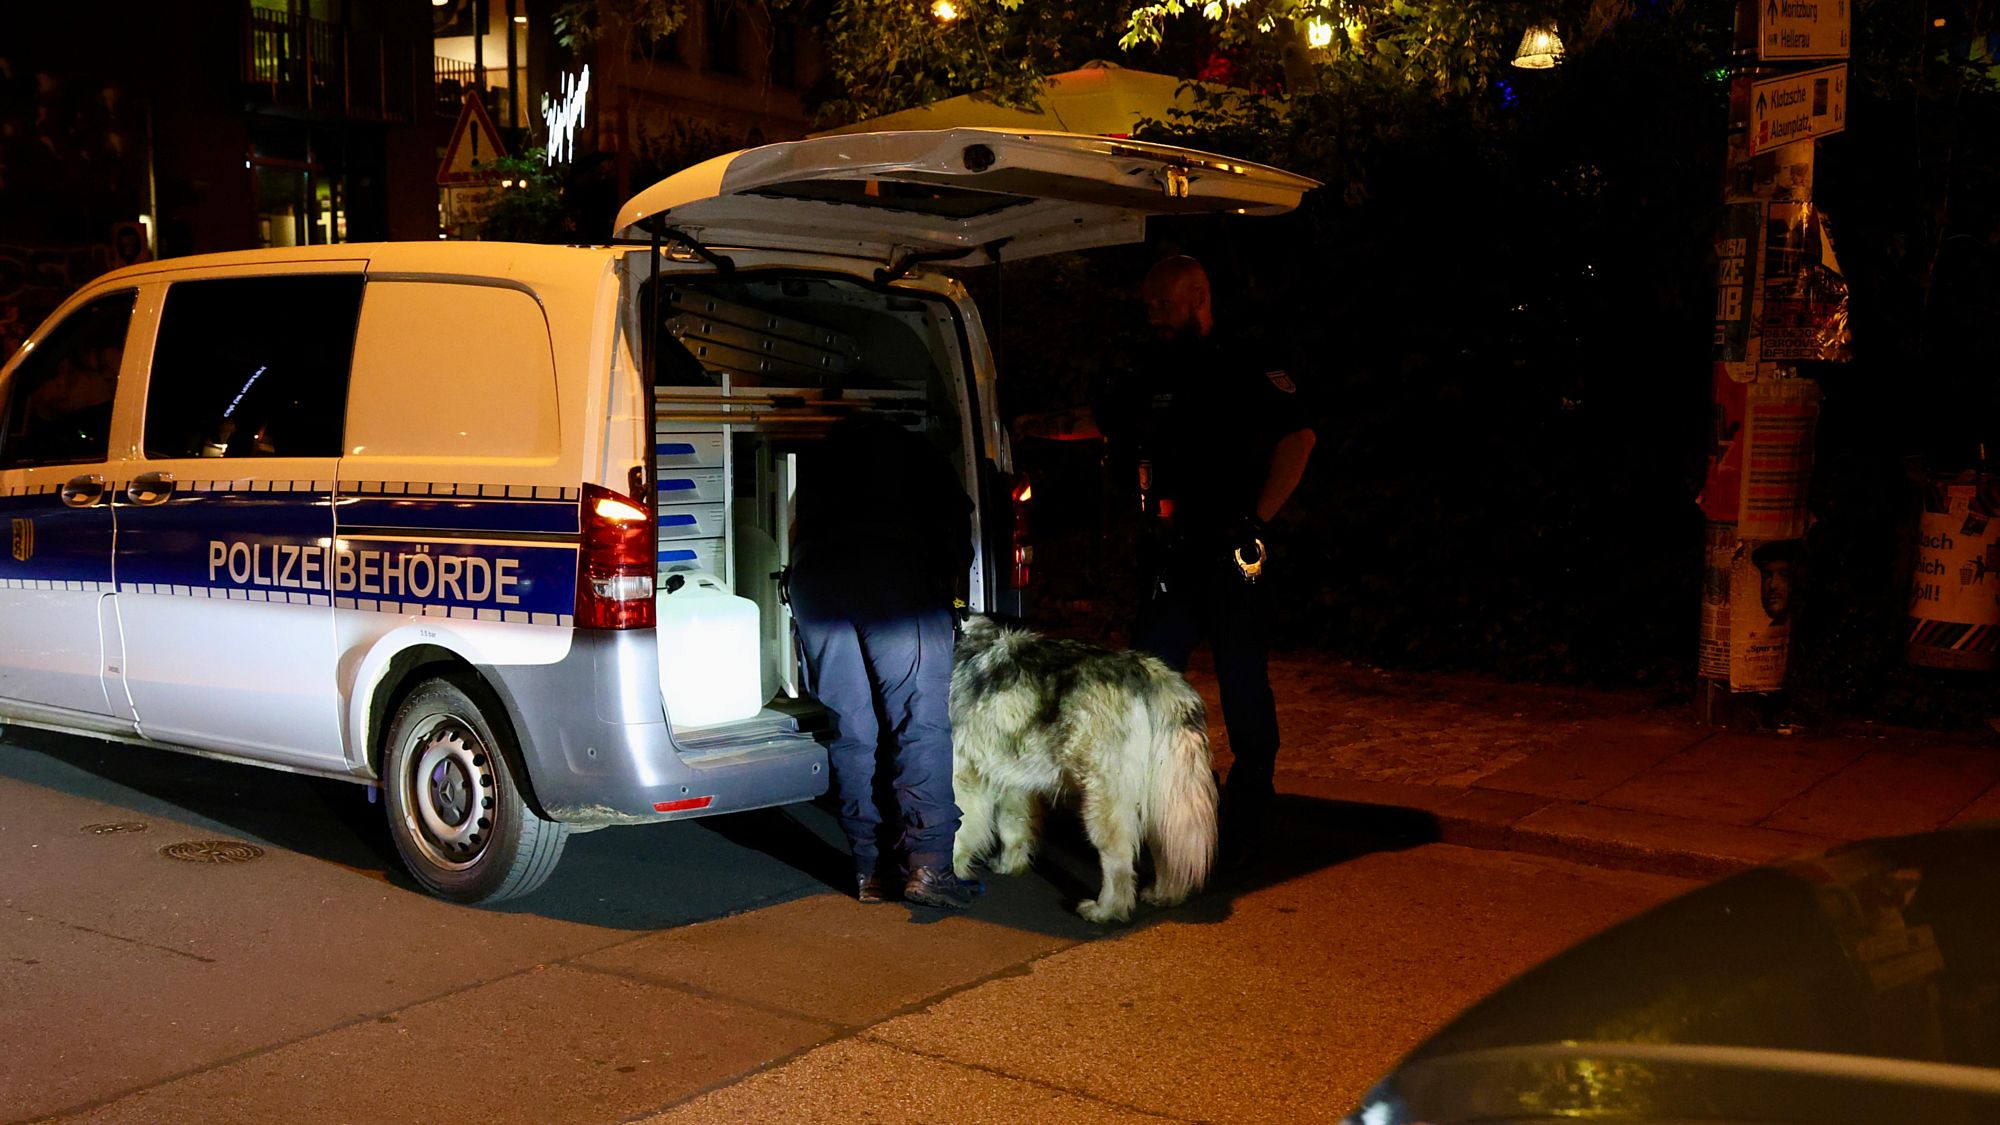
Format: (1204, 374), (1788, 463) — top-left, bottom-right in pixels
(1141, 255), (1212, 341)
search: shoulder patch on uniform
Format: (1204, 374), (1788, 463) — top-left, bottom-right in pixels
(1265, 369), (1297, 394)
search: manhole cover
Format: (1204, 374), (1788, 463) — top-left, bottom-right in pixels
(81, 822), (148, 836)
(159, 840), (265, 864)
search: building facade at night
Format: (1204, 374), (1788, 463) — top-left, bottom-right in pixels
(1, 0), (823, 361)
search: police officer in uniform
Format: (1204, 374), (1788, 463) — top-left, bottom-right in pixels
(790, 410), (979, 907)
(1022, 255), (1316, 865)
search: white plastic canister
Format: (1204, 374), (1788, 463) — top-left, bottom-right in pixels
(656, 572), (763, 727)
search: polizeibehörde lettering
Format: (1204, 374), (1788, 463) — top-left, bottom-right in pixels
(207, 539), (524, 605)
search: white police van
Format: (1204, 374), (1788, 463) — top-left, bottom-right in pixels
(0, 129), (1313, 902)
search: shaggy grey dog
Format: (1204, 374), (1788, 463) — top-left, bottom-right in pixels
(949, 615), (1219, 923)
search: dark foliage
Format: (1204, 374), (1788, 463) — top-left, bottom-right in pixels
(997, 0), (2000, 724)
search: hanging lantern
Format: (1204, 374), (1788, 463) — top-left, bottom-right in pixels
(1511, 23), (1564, 69)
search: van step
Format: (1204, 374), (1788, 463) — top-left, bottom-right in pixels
(760, 696), (833, 735)
(672, 702), (829, 754)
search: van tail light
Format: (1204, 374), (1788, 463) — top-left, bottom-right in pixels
(577, 482), (656, 629)
(1004, 473), (1033, 590)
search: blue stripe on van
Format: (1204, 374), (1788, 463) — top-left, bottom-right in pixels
(660, 549), (698, 562)
(656, 442), (697, 456)
(110, 487), (578, 619)
(338, 497), (580, 537)
(4, 485), (586, 619)
(0, 490), (113, 586)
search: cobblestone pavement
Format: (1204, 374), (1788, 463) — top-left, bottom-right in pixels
(1189, 651), (1662, 788)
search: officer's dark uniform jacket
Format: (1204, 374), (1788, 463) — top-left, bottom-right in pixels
(1101, 325), (1308, 552)
(792, 412), (973, 592)
(1100, 323), (1311, 828)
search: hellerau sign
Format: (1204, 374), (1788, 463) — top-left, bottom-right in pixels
(1760, 0), (1851, 60)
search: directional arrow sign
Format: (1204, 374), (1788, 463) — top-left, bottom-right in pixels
(1760, 0), (1850, 60)
(1749, 64), (1847, 156)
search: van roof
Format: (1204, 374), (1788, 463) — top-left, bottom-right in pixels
(90, 241), (617, 285)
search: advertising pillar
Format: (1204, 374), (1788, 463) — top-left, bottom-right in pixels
(1698, 0), (1851, 721)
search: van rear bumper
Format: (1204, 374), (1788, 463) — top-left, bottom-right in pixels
(477, 630), (828, 828)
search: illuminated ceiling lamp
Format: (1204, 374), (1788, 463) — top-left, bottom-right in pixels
(1511, 22), (1564, 69)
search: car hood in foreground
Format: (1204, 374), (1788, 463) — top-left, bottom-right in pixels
(1347, 822), (2000, 1124)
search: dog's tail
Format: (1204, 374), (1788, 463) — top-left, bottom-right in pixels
(1145, 676), (1219, 901)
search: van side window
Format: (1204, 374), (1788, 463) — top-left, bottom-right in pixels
(144, 275), (363, 459)
(345, 280), (559, 459)
(0, 290), (137, 469)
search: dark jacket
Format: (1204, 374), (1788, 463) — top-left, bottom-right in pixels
(793, 413), (973, 596)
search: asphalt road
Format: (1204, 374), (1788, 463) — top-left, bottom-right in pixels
(1, 721), (1692, 1124)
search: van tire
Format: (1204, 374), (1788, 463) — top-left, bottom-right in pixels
(381, 676), (568, 903)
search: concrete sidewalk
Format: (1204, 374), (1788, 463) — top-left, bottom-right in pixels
(1206, 653), (2000, 879)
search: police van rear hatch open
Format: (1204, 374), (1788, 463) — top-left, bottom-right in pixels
(613, 128), (1319, 266)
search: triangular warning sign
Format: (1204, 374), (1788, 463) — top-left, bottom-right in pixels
(438, 92), (509, 185)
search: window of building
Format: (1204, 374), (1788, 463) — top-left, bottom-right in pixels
(0, 291), (136, 468)
(250, 120), (349, 248)
(770, 21), (798, 88)
(634, 29), (685, 65)
(706, 0), (741, 75)
(144, 275), (364, 459)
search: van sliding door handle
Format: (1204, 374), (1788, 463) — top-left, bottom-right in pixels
(126, 472), (177, 507)
(60, 474), (105, 508)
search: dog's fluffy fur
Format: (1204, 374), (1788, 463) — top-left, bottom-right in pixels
(949, 615), (1218, 923)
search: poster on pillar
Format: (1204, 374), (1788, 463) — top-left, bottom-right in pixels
(1908, 480), (2000, 670)
(1725, 137), (1815, 205)
(1730, 537), (1801, 691)
(1760, 203), (1852, 362)
(1737, 377), (1822, 541)
(1713, 202), (1765, 384)
(1700, 368), (1749, 524)
(1699, 521), (1736, 681)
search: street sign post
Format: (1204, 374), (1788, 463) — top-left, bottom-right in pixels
(438, 92), (509, 186)
(1758, 0), (1850, 60)
(1748, 64), (1847, 156)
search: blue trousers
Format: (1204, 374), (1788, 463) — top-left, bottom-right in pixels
(790, 564), (961, 874)
(1132, 552), (1280, 811)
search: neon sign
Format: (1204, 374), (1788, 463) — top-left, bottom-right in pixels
(543, 66), (591, 165)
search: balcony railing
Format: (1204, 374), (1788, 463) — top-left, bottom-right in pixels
(244, 6), (412, 122)
(435, 56), (478, 120)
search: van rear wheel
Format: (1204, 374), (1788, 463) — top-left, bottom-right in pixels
(382, 676), (568, 903)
